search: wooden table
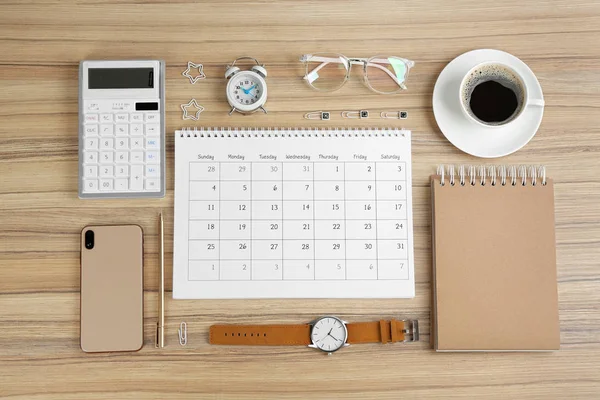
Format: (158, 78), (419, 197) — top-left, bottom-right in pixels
(1, 1), (599, 398)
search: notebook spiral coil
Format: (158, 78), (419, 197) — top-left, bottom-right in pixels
(436, 165), (547, 187)
(178, 127), (407, 138)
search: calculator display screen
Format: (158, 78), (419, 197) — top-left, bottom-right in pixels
(88, 68), (154, 89)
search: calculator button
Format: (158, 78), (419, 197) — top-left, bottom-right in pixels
(84, 138), (98, 150)
(84, 125), (99, 136)
(85, 152), (98, 164)
(130, 124), (143, 136)
(145, 138), (160, 149)
(100, 165), (114, 177)
(146, 151), (159, 163)
(100, 114), (113, 123)
(130, 175), (143, 191)
(83, 179), (99, 192)
(145, 124), (160, 136)
(100, 151), (114, 163)
(100, 138), (114, 149)
(116, 138), (129, 150)
(131, 138), (144, 150)
(131, 164), (144, 177)
(115, 113), (129, 122)
(115, 178), (128, 191)
(116, 151), (129, 163)
(85, 114), (99, 123)
(99, 179), (114, 191)
(130, 113), (144, 122)
(146, 165), (159, 177)
(116, 165), (129, 177)
(84, 165), (98, 177)
(100, 124), (114, 136)
(145, 179), (160, 191)
(131, 151), (144, 163)
(145, 113), (160, 122)
(115, 124), (129, 136)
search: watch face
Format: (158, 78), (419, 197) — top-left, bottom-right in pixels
(310, 316), (348, 353)
(228, 71), (266, 111)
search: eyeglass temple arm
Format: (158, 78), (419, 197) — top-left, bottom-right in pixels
(304, 60), (332, 77)
(304, 56), (408, 89)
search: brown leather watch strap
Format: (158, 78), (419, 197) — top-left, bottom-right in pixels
(210, 324), (311, 346)
(210, 319), (418, 346)
(346, 319), (411, 344)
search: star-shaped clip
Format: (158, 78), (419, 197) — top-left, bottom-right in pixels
(182, 61), (206, 84)
(181, 99), (205, 121)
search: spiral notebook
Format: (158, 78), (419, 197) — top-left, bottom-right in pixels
(431, 165), (559, 351)
(173, 128), (414, 299)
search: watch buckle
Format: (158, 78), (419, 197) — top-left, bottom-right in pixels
(401, 320), (419, 342)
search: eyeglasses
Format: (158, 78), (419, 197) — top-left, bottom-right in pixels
(300, 53), (415, 94)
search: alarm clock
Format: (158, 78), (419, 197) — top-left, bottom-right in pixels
(225, 57), (268, 115)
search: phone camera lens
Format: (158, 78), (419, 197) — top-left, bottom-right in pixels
(85, 230), (94, 249)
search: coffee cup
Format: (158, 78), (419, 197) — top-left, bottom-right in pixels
(459, 62), (544, 128)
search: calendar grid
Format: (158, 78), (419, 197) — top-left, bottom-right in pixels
(249, 162), (252, 280)
(187, 162), (192, 282)
(374, 160), (379, 279)
(190, 180), (392, 183)
(218, 162), (221, 280)
(188, 218), (406, 221)
(280, 162), (284, 280)
(312, 162), (316, 279)
(343, 162), (347, 280)
(186, 161), (409, 282)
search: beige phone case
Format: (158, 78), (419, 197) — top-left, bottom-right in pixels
(80, 225), (144, 353)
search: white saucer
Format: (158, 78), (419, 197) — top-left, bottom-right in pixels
(432, 49), (544, 158)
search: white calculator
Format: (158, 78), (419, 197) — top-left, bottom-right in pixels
(79, 60), (166, 199)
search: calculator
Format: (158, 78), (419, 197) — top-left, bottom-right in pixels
(79, 60), (166, 199)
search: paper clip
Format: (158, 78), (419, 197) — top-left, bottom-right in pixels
(380, 111), (408, 119)
(304, 111), (330, 120)
(181, 99), (205, 121)
(182, 61), (206, 84)
(341, 110), (369, 119)
(178, 322), (188, 346)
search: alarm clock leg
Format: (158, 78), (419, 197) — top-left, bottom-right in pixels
(228, 107), (237, 115)
(259, 106), (268, 114)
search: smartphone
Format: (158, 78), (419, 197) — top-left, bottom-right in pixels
(80, 225), (143, 352)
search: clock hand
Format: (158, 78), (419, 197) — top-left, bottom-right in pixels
(326, 329), (340, 340)
(248, 84), (256, 92)
(325, 331), (342, 343)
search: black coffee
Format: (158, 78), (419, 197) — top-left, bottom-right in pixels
(470, 80), (518, 123)
(462, 64), (525, 126)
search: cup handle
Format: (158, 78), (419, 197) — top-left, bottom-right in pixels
(528, 98), (545, 107)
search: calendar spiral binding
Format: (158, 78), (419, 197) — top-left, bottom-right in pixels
(436, 165), (547, 187)
(177, 127), (408, 138)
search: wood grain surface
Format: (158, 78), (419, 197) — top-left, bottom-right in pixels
(1, 0), (600, 398)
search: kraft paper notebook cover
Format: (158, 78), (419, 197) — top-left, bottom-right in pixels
(431, 165), (559, 351)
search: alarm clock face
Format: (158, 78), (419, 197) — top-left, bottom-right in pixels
(227, 71), (267, 113)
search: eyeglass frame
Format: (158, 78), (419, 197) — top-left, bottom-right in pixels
(300, 53), (415, 94)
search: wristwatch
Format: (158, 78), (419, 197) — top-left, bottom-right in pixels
(210, 316), (419, 354)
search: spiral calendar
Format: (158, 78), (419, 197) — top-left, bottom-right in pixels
(173, 128), (414, 299)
